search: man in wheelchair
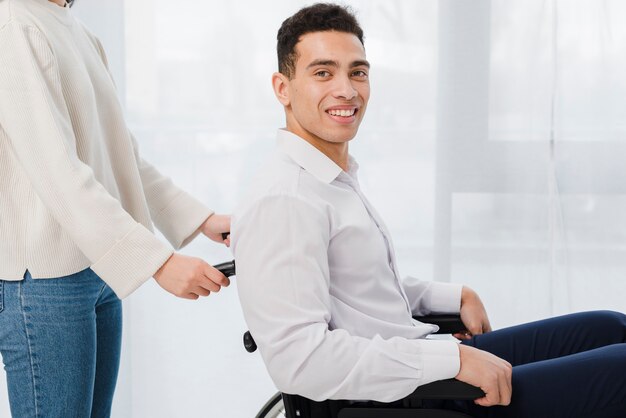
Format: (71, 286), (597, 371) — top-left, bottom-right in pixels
(232, 4), (626, 417)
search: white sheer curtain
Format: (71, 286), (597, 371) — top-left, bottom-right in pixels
(2, 1), (625, 417)
(436, 0), (626, 328)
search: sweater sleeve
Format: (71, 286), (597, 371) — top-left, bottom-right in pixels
(90, 36), (214, 249)
(0, 21), (172, 298)
(128, 133), (214, 249)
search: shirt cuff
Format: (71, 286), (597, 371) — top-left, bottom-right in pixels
(428, 282), (463, 314)
(153, 190), (214, 249)
(91, 223), (174, 299)
(415, 339), (461, 384)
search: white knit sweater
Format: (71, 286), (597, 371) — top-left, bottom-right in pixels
(0, 0), (213, 298)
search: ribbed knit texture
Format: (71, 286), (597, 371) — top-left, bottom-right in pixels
(0, 0), (213, 298)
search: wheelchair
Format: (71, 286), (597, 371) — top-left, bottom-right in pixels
(214, 261), (484, 418)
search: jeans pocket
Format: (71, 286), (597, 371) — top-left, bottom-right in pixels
(0, 280), (4, 313)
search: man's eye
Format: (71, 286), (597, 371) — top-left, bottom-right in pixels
(315, 70), (330, 78)
(352, 70), (368, 78)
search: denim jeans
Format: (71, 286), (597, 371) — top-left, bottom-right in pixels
(0, 269), (122, 418)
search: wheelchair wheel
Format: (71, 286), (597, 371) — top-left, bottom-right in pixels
(256, 392), (285, 418)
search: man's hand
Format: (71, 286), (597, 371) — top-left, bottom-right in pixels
(201, 214), (231, 247)
(153, 253), (230, 299)
(457, 344), (512, 407)
(455, 286), (492, 340)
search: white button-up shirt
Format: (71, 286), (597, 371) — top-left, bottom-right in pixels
(233, 130), (463, 402)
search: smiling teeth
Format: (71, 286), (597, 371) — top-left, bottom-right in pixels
(328, 109), (355, 117)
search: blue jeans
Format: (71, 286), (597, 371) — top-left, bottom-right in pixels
(0, 269), (122, 418)
(453, 310), (626, 418)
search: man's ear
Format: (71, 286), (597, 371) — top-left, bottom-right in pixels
(272, 72), (291, 106)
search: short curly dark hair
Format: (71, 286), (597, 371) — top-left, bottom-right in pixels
(277, 3), (364, 79)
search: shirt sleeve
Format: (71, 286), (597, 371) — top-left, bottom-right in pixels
(402, 276), (463, 316)
(0, 21), (172, 298)
(233, 194), (460, 403)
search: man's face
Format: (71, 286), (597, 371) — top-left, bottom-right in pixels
(277, 31), (370, 148)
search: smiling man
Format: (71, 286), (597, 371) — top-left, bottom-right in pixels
(232, 2), (503, 404)
(232, 4), (626, 418)
(272, 29), (369, 171)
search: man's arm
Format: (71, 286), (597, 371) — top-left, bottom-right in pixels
(402, 271), (510, 406)
(457, 287), (492, 339)
(233, 194), (461, 402)
(402, 275), (491, 338)
(402, 276), (463, 316)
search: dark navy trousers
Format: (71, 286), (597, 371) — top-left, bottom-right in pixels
(454, 310), (626, 418)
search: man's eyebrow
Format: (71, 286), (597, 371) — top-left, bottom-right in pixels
(351, 60), (370, 68)
(306, 59), (339, 70)
(305, 59), (371, 70)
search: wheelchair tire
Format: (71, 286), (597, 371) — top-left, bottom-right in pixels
(255, 392), (285, 418)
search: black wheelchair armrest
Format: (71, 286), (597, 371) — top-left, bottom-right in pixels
(285, 378), (485, 418)
(334, 380), (484, 418)
(409, 378), (485, 401)
(415, 314), (466, 335)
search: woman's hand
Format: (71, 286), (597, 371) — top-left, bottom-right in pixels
(201, 214), (231, 246)
(153, 253), (230, 299)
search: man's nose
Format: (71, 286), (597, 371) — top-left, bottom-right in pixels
(333, 75), (358, 100)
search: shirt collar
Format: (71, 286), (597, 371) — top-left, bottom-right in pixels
(276, 130), (347, 184)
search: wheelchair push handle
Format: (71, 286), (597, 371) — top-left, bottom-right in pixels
(213, 260), (236, 278)
(418, 314), (467, 335)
